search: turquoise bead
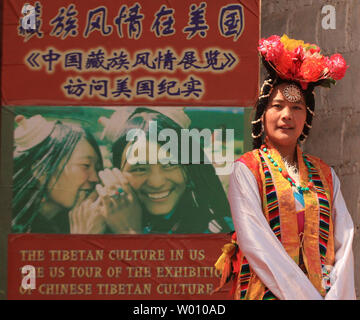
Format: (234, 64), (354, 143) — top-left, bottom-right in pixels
(263, 147), (313, 194)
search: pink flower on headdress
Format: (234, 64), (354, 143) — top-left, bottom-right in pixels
(328, 54), (348, 80)
(258, 35), (284, 64)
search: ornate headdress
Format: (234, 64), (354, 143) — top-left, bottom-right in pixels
(258, 34), (348, 90)
(251, 34), (348, 147)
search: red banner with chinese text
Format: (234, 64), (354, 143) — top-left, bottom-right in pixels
(1, 0), (259, 106)
(8, 233), (232, 300)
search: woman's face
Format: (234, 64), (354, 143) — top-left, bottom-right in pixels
(264, 83), (307, 149)
(121, 143), (187, 216)
(48, 138), (100, 209)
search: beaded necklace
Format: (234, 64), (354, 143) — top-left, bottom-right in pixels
(261, 146), (314, 193)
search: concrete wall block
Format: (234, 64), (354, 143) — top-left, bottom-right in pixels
(357, 194), (360, 228)
(305, 114), (344, 165)
(317, 1), (349, 54)
(261, 13), (288, 38)
(287, 4), (321, 45)
(319, 82), (352, 115)
(342, 113), (360, 163)
(349, 0), (360, 51)
(261, 0), (274, 18)
(271, 0), (290, 14)
(339, 52), (360, 112)
(336, 173), (360, 216)
(293, 0), (313, 8)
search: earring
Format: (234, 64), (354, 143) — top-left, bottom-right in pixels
(299, 132), (308, 143)
(304, 121), (312, 129)
(306, 106), (315, 117)
(251, 119), (264, 139)
(251, 117), (262, 125)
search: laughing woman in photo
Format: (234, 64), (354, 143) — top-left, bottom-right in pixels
(70, 107), (234, 234)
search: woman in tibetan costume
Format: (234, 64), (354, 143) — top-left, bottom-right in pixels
(215, 35), (356, 300)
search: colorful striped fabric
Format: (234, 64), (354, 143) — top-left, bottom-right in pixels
(259, 152), (281, 241)
(237, 152), (280, 299)
(303, 155), (331, 277)
(263, 288), (277, 300)
(239, 256), (251, 299)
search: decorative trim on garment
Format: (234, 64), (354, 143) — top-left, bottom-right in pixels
(303, 155), (332, 292)
(259, 152), (281, 241)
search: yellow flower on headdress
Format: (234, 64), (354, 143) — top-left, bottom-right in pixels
(280, 34), (312, 51)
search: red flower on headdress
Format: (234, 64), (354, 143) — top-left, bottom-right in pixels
(276, 50), (294, 78)
(276, 50), (304, 80)
(308, 46), (321, 54)
(299, 55), (328, 82)
(258, 35), (284, 64)
(328, 54), (348, 80)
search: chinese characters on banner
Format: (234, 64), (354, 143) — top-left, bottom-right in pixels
(2, 0), (259, 106)
(2, 0), (260, 301)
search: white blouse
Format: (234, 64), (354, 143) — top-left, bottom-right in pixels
(228, 161), (356, 300)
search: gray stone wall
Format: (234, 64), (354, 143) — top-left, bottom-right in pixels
(261, 0), (359, 299)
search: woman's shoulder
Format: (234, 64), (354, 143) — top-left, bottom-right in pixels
(235, 149), (261, 173)
(233, 150), (263, 190)
(236, 149), (259, 163)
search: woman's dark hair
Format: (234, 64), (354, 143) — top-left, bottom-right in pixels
(12, 120), (103, 233)
(111, 108), (232, 234)
(252, 58), (316, 149)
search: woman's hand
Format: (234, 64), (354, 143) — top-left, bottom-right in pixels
(69, 192), (107, 234)
(96, 168), (142, 234)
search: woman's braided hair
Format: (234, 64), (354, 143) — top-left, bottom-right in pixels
(252, 59), (316, 149)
